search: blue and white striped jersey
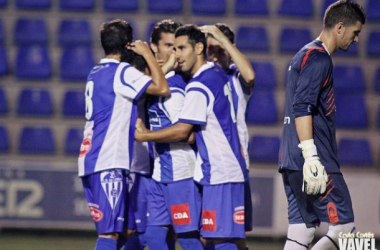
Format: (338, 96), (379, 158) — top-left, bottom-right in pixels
(178, 62), (247, 185)
(228, 64), (253, 170)
(147, 71), (197, 183)
(78, 58), (153, 177)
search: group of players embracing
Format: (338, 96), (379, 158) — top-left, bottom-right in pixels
(78, 1), (367, 249)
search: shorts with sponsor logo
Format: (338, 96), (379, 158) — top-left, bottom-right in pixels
(127, 173), (150, 232)
(282, 170), (354, 228)
(147, 178), (202, 233)
(244, 178), (253, 232)
(201, 182), (245, 238)
(81, 169), (129, 234)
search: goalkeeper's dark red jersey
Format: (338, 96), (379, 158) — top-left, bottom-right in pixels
(279, 40), (341, 174)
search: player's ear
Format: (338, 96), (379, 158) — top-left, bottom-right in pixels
(335, 22), (345, 35)
(195, 42), (204, 56)
(151, 43), (158, 54)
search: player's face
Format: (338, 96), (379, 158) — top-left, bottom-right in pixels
(156, 32), (175, 64)
(206, 36), (230, 71)
(175, 35), (197, 73)
(338, 21), (362, 51)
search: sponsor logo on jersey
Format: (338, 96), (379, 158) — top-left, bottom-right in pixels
(338, 231), (377, 250)
(202, 210), (216, 231)
(233, 210), (245, 224)
(79, 138), (92, 157)
(90, 207), (103, 222)
(148, 109), (161, 128)
(101, 170), (123, 209)
(170, 203), (191, 225)
(327, 202), (339, 223)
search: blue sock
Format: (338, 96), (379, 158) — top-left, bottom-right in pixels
(123, 232), (140, 250)
(167, 239), (176, 250)
(145, 226), (169, 250)
(138, 232), (147, 249)
(205, 242), (215, 250)
(245, 247), (250, 250)
(94, 238), (117, 250)
(116, 234), (127, 250)
(177, 231), (204, 250)
(214, 240), (238, 250)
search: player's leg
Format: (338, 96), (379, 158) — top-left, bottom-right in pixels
(282, 170), (319, 250)
(311, 173), (355, 250)
(201, 183), (245, 250)
(165, 178), (203, 250)
(124, 173), (149, 250)
(235, 178), (253, 250)
(311, 222), (355, 250)
(82, 170), (129, 250)
(145, 179), (172, 250)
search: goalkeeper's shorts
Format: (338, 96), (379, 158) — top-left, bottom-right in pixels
(282, 170), (354, 228)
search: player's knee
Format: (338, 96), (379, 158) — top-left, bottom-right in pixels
(326, 222), (355, 241)
(287, 223), (315, 246)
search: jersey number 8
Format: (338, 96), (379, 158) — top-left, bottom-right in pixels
(85, 81), (94, 120)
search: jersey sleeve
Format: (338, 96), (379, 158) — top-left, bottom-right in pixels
(178, 82), (209, 125)
(293, 51), (332, 118)
(161, 87), (185, 124)
(114, 64), (153, 100)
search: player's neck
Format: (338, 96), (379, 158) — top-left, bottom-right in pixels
(106, 54), (121, 62)
(317, 30), (337, 55)
(190, 58), (207, 76)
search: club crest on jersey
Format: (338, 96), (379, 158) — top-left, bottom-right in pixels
(202, 210), (216, 231)
(89, 205), (103, 222)
(170, 203), (191, 225)
(101, 170), (123, 209)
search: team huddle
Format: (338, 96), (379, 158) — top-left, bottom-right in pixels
(78, 1), (366, 250)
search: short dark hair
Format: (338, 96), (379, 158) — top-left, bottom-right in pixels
(121, 50), (148, 73)
(175, 24), (207, 57)
(100, 19), (134, 55)
(151, 19), (182, 45)
(215, 23), (234, 44)
(323, 0), (366, 29)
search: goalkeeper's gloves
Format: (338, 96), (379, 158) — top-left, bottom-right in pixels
(298, 139), (328, 195)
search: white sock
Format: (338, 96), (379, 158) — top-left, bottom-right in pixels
(284, 224), (315, 250)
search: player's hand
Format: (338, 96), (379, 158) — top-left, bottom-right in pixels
(299, 139), (328, 195)
(199, 25), (228, 45)
(127, 40), (152, 56)
(161, 51), (177, 74)
(135, 118), (148, 142)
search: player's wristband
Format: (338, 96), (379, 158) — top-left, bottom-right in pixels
(298, 139), (318, 159)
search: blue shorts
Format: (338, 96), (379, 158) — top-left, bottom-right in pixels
(201, 183), (245, 239)
(147, 178), (202, 233)
(282, 170), (354, 228)
(127, 173), (150, 232)
(244, 179), (253, 232)
(81, 170), (129, 234)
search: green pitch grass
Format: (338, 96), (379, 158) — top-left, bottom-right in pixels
(0, 229), (284, 250)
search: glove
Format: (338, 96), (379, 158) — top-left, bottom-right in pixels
(299, 139), (328, 195)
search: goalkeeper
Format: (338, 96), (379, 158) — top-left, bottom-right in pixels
(278, 1), (366, 249)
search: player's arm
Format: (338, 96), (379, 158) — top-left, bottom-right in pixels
(200, 25), (255, 93)
(135, 119), (194, 143)
(293, 51), (331, 195)
(128, 40), (170, 96)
